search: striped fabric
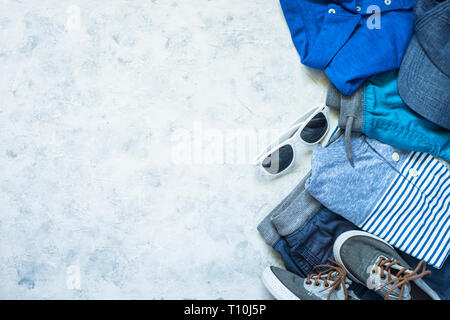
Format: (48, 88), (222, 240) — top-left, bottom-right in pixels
(361, 151), (450, 268)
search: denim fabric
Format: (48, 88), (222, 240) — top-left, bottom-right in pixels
(363, 70), (450, 162)
(272, 207), (382, 300)
(257, 172), (381, 300)
(280, 0), (414, 94)
(259, 169), (449, 299)
(401, 252), (450, 299)
(263, 204), (450, 299)
(306, 134), (450, 268)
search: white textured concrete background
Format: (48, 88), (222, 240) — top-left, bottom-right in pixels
(0, 0), (331, 299)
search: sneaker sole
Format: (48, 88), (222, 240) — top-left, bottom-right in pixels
(261, 267), (300, 300)
(333, 230), (393, 285)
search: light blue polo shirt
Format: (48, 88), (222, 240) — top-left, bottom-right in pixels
(306, 134), (450, 269)
(280, 0), (414, 95)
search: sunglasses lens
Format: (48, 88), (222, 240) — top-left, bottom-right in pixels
(261, 144), (294, 175)
(300, 112), (328, 144)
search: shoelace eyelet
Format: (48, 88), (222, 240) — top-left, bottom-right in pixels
(305, 259), (349, 300)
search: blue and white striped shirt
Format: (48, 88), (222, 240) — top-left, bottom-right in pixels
(361, 152), (449, 268)
(307, 134), (449, 268)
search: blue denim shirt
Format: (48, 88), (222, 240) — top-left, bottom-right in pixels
(280, 0), (414, 94)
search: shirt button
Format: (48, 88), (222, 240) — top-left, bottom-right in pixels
(385, 0), (391, 5)
(328, 8), (336, 14)
(356, 6), (361, 11)
(392, 152), (400, 162)
(409, 168), (419, 177)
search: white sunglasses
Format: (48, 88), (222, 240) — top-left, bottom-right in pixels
(255, 105), (330, 177)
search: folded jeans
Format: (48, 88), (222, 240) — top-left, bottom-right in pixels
(259, 169), (449, 299)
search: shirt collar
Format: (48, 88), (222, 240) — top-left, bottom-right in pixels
(335, 0), (414, 13)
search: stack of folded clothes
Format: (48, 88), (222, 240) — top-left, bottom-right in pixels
(257, 0), (449, 300)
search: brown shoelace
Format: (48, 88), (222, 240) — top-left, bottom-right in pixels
(305, 259), (349, 300)
(373, 257), (431, 300)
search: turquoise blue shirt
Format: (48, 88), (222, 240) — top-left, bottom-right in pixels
(363, 70), (450, 163)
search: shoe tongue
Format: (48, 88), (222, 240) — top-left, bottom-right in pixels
(379, 283), (411, 300)
(329, 271), (342, 283)
(378, 264), (412, 300)
(330, 271), (339, 280)
(329, 271), (352, 287)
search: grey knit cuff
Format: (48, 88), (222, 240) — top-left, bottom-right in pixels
(326, 82), (341, 111)
(339, 86), (364, 133)
(257, 171), (322, 245)
(257, 214), (281, 246)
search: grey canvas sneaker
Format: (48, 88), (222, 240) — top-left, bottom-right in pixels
(333, 230), (441, 300)
(262, 260), (354, 300)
